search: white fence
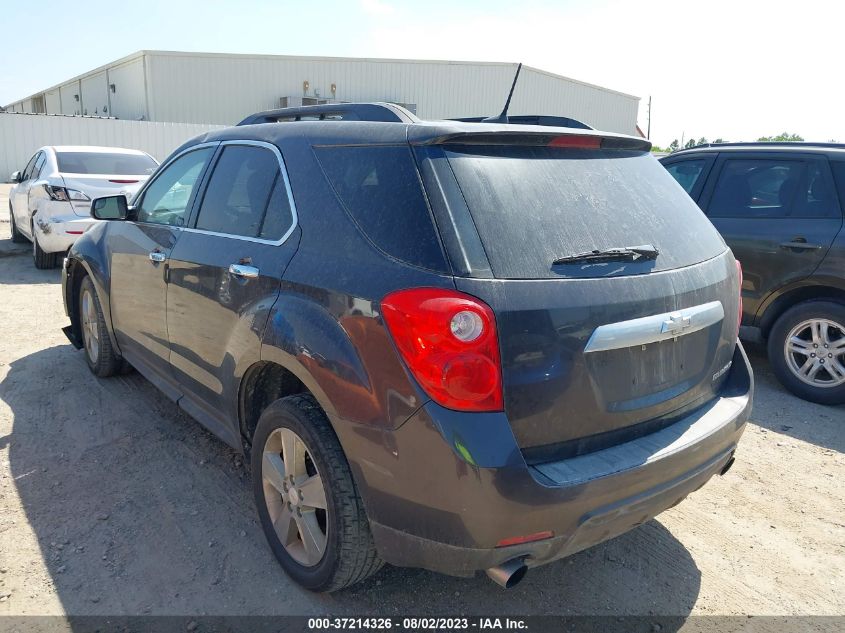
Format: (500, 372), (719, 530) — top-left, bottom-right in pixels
(0, 113), (225, 180)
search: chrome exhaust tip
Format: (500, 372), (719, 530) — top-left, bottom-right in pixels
(486, 558), (528, 589)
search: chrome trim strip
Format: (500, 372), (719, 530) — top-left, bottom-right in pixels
(583, 301), (725, 353)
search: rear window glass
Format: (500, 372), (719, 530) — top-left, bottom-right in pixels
(445, 146), (726, 279)
(314, 145), (447, 271)
(56, 151), (158, 175)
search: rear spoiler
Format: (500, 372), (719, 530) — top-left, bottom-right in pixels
(412, 130), (652, 152)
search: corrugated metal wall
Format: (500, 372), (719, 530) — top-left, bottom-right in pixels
(146, 52), (639, 133)
(0, 113), (224, 181)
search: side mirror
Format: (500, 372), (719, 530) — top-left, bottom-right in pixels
(10, 171), (21, 183)
(91, 195), (129, 220)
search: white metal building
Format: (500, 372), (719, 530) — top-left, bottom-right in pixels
(3, 50), (640, 134)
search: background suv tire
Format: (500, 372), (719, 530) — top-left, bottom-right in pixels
(9, 204), (26, 243)
(767, 300), (845, 405)
(251, 394), (383, 592)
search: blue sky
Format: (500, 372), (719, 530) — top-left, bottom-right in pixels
(1, 0), (842, 146)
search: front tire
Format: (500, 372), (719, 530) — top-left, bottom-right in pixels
(767, 300), (845, 405)
(9, 204), (26, 243)
(251, 394), (383, 592)
(79, 276), (120, 377)
(32, 223), (59, 269)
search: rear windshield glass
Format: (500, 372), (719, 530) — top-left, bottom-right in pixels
(445, 146), (726, 279)
(314, 145), (447, 272)
(56, 152), (158, 175)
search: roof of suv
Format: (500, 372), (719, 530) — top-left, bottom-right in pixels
(668, 141), (845, 157)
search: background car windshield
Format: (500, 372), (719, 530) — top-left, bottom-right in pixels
(56, 152), (158, 175)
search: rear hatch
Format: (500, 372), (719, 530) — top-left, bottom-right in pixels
(412, 128), (740, 462)
(55, 150), (158, 217)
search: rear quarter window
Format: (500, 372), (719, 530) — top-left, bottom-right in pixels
(314, 145), (447, 272)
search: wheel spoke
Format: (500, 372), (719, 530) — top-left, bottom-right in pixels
(295, 511), (327, 564)
(787, 336), (812, 356)
(828, 359), (845, 381)
(810, 321), (822, 343)
(298, 474), (327, 510)
(806, 362), (823, 380)
(280, 428), (306, 479)
(262, 451), (287, 494)
(273, 504), (299, 547)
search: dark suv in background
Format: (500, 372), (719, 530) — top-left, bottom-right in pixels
(661, 144), (845, 405)
(62, 103), (751, 591)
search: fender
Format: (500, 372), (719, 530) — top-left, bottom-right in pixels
(260, 286), (425, 432)
(755, 274), (845, 332)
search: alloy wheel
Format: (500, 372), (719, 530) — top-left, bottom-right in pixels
(80, 288), (100, 364)
(784, 318), (845, 388)
(262, 427), (329, 567)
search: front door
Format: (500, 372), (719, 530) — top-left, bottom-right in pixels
(165, 141), (300, 441)
(700, 153), (844, 321)
(108, 145), (217, 387)
(12, 152), (41, 236)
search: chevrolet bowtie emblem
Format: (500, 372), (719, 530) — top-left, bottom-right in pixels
(661, 312), (692, 334)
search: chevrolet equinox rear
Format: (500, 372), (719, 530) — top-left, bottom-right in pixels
(61, 103), (752, 592)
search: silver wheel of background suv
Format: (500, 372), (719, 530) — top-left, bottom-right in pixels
(784, 318), (845, 388)
(262, 427), (328, 567)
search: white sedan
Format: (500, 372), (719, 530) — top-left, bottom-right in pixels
(8, 146), (159, 268)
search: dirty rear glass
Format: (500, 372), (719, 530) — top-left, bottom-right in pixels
(445, 146), (726, 279)
(314, 145), (447, 272)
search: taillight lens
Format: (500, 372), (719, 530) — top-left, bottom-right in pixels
(381, 288), (503, 412)
(735, 260), (743, 337)
(44, 185), (90, 202)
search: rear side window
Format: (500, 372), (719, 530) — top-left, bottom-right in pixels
(195, 145), (294, 240)
(445, 146), (725, 279)
(56, 151), (158, 175)
(665, 159), (707, 194)
(710, 159), (838, 219)
(314, 145), (446, 271)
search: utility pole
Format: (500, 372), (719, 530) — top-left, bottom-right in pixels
(647, 96), (652, 140)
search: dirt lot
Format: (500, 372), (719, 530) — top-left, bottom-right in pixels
(0, 183), (842, 620)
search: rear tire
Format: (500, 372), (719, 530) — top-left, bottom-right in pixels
(79, 276), (120, 377)
(32, 224), (58, 269)
(251, 394), (383, 592)
(767, 300), (845, 405)
(9, 204), (26, 243)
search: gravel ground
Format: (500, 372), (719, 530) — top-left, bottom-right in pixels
(0, 184), (842, 620)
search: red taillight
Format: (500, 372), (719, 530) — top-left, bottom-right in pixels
(496, 531), (554, 548)
(548, 135), (601, 149)
(381, 288), (503, 412)
(735, 260), (743, 337)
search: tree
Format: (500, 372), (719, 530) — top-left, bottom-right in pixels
(684, 138), (698, 149)
(757, 132), (804, 142)
(713, 138), (726, 144)
(697, 137), (708, 146)
(668, 139), (680, 152)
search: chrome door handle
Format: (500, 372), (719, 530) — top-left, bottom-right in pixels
(229, 263), (259, 278)
(779, 241), (822, 250)
(149, 251), (166, 263)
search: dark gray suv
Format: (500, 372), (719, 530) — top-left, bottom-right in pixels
(662, 143), (845, 405)
(61, 103), (752, 591)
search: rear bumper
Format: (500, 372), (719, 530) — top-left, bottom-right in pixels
(33, 208), (96, 254)
(343, 343), (752, 577)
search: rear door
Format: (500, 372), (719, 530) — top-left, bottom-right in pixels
(699, 152), (843, 321)
(108, 144), (216, 391)
(165, 141), (300, 441)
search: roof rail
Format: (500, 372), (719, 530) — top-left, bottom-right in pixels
(679, 141), (845, 151)
(237, 102), (419, 126)
(450, 114), (593, 130)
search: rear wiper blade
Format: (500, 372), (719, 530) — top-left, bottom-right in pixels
(552, 244), (659, 265)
